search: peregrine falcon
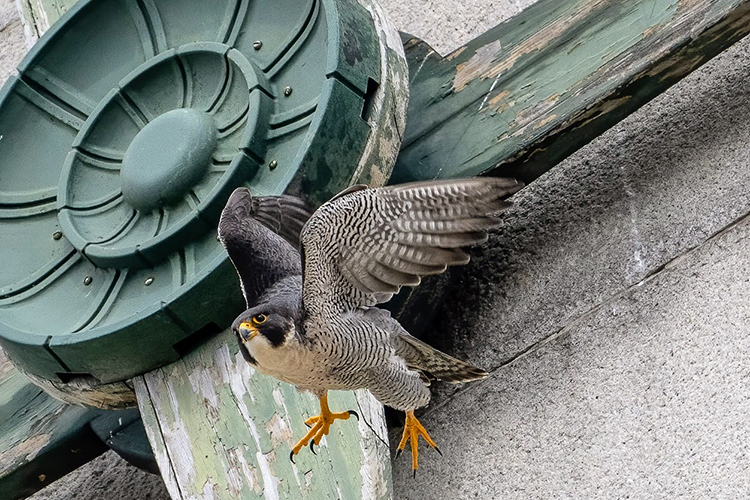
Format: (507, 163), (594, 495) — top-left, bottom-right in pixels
(218, 177), (522, 473)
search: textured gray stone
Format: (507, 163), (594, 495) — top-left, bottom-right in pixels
(380, 0), (521, 54)
(29, 452), (169, 500)
(393, 212), (750, 499)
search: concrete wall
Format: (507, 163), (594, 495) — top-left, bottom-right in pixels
(3, 0), (750, 498)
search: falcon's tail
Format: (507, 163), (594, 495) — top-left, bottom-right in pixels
(396, 334), (488, 384)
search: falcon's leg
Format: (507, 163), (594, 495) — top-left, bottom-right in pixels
(289, 392), (357, 462)
(396, 410), (442, 476)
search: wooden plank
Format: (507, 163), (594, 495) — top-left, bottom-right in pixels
(15, 0), (78, 43)
(391, 0), (750, 184)
(0, 348), (106, 500)
(133, 328), (392, 500)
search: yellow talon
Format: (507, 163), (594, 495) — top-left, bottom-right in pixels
(289, 392), (354, 461)
(396, 410), (441, 476)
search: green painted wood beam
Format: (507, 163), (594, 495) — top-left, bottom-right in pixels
(391, 0), (750, 184)
(0, 350), (105, 500)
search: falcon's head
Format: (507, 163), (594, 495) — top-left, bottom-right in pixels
(232, 304), (296, 351)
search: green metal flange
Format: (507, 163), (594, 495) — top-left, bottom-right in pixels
(0, 0), (408, 405)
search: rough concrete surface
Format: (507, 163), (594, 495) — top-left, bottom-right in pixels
(0, 0), (26, 86)
(3, 0), (750, 498)
(28, 452), (169, 500)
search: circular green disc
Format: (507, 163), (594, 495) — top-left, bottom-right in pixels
(0, 0), (408, 392)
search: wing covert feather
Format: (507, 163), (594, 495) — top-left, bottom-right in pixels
(300, 177), (522, 315)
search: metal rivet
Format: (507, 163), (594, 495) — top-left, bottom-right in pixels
(269, 160), (278, 170)
(253, 40), (262, 50)
(144, 277), (154, 286)
(283, 86), (293, 97)
(83, 276), (93, 286)
(52, 231), (63, 240)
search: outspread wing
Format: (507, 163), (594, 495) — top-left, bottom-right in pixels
(219, 187), (312, 306)
(299, 177), (523, 316)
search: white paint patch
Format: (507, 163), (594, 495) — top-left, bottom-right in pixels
(202, 481), (216, 500)
(188, 367), (219, 408)
(620, 163), (648, 279)
(272, 387), (285, 408)
(256, 451), (280, 500)
(356, 390), (391, 500)
(411, 50), (435, 84)
(478, 71), (503, 111)
(161, 379), (197, 490)
(265, 413), (293, 448)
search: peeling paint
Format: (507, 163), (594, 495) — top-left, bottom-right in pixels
(136, 329), (392, 499)
(265, 414), (294, 448)
(0, 433), (50, 470)
(453, 40), (503, 92)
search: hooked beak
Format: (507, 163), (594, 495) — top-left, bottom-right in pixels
(237, 321), (259, 341)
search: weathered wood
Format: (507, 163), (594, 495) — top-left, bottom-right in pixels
(134, 329), (392, 500)
(0, 348), (106, 500)
(391, 0), (750, 184)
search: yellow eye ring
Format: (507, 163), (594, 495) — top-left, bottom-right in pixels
(252, 313), (267, 325)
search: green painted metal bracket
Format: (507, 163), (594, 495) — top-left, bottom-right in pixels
(390, 0), (750, 185)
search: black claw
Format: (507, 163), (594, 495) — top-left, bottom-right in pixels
(289, 451), (296, 464)
(413, 469), (417, 479)
(309, 441), (317, 455)
(348, 410), (359, 421)
(434, 446), (443, 457)
(395, 449), (402, 459)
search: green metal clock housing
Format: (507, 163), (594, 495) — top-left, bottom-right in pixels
(0, 0), (407, 398)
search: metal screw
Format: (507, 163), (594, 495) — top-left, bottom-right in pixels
(83, 276), (93, 286)
(269, 159), (278, 170)
(144, 277), (154, 286)
(52, 231), (63, 240)
(253, 40), (263, 50)
(283, 86), (293, 97)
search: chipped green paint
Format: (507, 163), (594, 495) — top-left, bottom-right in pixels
(390, 0), (750, 184)
(134, 329), (392, 500)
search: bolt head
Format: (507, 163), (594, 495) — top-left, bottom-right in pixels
(283, 86), (293, 97)
(253, 40), (262, 50)
(269, 160), (278, 170)
(52, 231), (63, 240)
(83, 276), (93, 286)
(144, 277), (154, 286)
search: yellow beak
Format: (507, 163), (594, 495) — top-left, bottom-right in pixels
(238, 321), (259, 341)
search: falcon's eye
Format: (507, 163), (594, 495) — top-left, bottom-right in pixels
(252, 314), (267, 325)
